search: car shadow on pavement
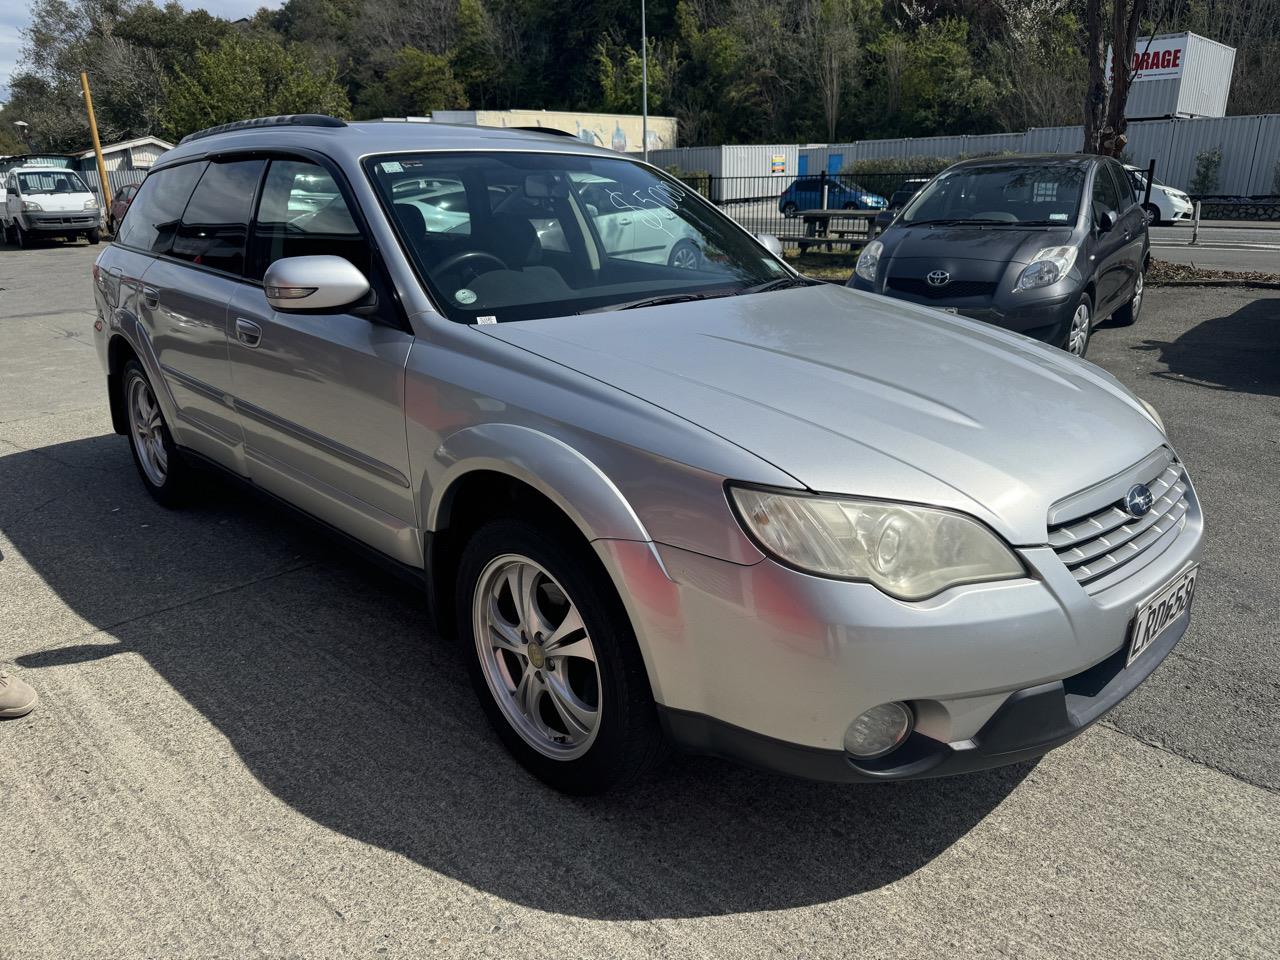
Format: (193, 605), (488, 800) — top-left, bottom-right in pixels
(4, 435), (1032, 920)
(1132, 294), (1280, 397)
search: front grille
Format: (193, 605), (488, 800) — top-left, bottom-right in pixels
(887, 277), (996, 299)
(1049, 455), (1189, 586)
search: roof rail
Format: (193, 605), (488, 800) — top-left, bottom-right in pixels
(509, 126), (580, 140)
(179, 114), (347, 146)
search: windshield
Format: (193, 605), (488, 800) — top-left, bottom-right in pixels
(366, 152), (791, 323)
(17, 171), (91, 194)
(900, 164), (1085, 226)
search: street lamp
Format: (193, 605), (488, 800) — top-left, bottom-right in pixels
(641, 0), (648, 161)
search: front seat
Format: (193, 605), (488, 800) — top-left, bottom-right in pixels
(465, 214), (571, 307)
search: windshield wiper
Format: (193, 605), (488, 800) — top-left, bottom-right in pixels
(579, 292), (723, 314)
(736, 277), (816, 295)
(907, 218), (1007, 226)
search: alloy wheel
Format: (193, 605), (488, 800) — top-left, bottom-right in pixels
(1067, 303), (1091, 356)
(472, 554), (602, 760)
(670, 244), (699, 269)
(1131, 271), (1144, 318)
(127, 374), (168, 487)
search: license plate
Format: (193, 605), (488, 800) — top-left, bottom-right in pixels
(1128, 565), (1197, 666)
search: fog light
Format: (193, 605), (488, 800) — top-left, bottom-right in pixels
(844, 702), (913, 759)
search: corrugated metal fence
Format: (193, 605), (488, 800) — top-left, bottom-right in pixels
(78, 168), (147, 207)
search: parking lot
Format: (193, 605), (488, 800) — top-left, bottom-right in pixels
(1, 240), (1278, 958)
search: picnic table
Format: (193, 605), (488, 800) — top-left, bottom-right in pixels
(784, 209), (880, 252)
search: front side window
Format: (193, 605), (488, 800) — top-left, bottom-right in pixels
(114, 162), (207, 255)
(171, 159), (265, 276)
(900, 164), (1086, 226)
(249, 159), (366, 280)
(366, 152), (787, 323)
(1092, 163), (1122, 220)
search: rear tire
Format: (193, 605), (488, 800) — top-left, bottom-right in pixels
(667, 238), (702, 270)
(456, 517), (666, 794)
(1113, 269), (1144, 327)
(1061, 293), (1093, 357)
(121, 360), (194, 507)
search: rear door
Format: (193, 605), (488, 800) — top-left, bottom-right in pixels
(226, 156), (418, 564)
(135, 158), (264, 468)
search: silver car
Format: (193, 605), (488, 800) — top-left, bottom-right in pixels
(91, 116), (1203, 793)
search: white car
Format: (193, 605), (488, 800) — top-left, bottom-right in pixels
(2, 166), (103, 246)
(1126, 166), (1194, 225)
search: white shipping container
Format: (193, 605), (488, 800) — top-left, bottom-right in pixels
(1109, 32), (1236, 119)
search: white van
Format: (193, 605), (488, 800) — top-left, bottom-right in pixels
(2, 166), (102, 247)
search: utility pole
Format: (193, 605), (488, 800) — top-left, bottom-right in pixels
(641, 0), (649, 161)
(80, 71), (112, 215)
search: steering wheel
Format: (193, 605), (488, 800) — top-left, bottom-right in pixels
(433, 250), (509, 277)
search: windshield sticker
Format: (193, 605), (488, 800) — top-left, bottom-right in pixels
(1049, 213), (1068, 221)
(382, 161), (403, 173)
(455, 288), (477, 305)
(475, 315), (497, 325)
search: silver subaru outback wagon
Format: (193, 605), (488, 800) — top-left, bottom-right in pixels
(92, 115), (1203, 793)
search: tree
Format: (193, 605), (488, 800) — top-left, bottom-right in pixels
(452, 0), (501, 108)
(1082, 0), (1147, 155)
(386, 48), (467, 115)
(162, 35), (350, 140)
(798, 0), (872, 142)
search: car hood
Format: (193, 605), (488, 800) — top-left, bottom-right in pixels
(24, 190), (96, 213)
(884, 223), (1076, 265)
(478, 284), (1165, 544)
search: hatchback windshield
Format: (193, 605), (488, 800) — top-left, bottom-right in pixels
(18, 171), (91, 194)
(900, 164), (1086, 227)
(366, 152), (791, 323)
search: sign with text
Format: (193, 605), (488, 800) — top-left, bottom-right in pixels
(1108, 35), (1187, 83)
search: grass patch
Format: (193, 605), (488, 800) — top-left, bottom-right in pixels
(783, 250), (855, 282)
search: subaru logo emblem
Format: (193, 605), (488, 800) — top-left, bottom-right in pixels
(926, 270), (950, 287)
(1124, 483), (1154, 518)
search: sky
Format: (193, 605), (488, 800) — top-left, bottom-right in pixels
(1, 0), (280, 102)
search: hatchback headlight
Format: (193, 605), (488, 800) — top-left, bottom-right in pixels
(21, 200), (42, 212)
(854, 240), (883, 283)
(1015, 246), (1078, 291)
(730, 487), (1024, 600)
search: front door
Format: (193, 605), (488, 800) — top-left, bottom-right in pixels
(1089, 162), (1128, 315)
(227, 157), (418, 565)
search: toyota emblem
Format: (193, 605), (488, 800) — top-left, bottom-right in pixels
(926, 270), (950, 287)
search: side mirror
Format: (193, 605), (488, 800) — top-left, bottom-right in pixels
(756, 233), (784, 257)
(1096, 209), (1116, 233)
(263, 255), (370, 312)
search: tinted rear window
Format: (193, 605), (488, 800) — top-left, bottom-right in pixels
(171, 159), (265, 276)
(115, 162), (207, 255)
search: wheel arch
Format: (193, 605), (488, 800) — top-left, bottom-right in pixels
(107, 334), (139, 435)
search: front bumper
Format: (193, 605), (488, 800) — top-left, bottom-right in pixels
(594, 476), (1203, 782)
(26, 211), (100, 232)
(850, 274), (1078, 345)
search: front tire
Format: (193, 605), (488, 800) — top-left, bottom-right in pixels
(781, 201), (798, 217)
(457, 518), (666, 794)
(1061, 293), (1093, 357)
(1113, 269), (1144, 326)
(121, 360), (194, 506)
(87, 228), (101, 245)
(13, 223), (27, 248)
(1143, 203), (1164, 226)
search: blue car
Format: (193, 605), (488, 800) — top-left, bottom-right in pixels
(778, 177), (888, 215)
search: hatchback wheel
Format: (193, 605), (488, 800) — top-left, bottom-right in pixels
(781, 201), (797, 217)
(1062, 294), (1093, 357)
(1113, 269), (1144, 326)
(122, 360), (193, 506)
(457, 518), (665, 793)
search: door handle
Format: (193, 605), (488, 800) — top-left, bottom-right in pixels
(618, 217), (632, 225)
(141, 286), (159, 309)
(235, 317), (262, 348)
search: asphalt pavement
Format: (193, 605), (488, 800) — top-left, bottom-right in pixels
(1149, 221), (1280, 273)
(1, 241), (1278, 959)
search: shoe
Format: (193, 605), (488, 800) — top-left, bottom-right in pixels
(0, 670), (38, 718)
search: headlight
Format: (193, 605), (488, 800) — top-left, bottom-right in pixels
(22, 200), (42, 212)
(854, 239), (883, 283)
(1138, 397), (1165, 434)
(1015, 246), (1078, 291)
(84, 198), (99, 209)
(729, 486), (1024, 600)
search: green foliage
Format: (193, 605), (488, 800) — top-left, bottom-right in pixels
(1190, 147), (1223, 195)
(385, 48), (467, 115)
(162, 35), (350, 140)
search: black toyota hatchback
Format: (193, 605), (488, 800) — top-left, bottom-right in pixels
(849, 155), (1148, 357)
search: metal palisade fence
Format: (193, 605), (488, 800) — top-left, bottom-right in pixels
(672, 171), (927, 248)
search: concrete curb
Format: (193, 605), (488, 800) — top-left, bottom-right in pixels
(1150, 279), (1280, 289)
